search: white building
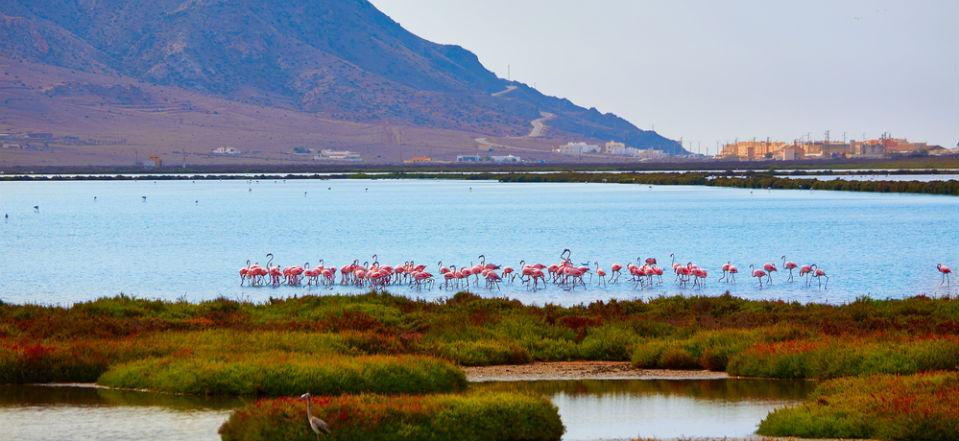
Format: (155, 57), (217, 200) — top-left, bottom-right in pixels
(629, 149), (668, 160)
(555, 142), (601, 155)
(211, 146), (240, 155)
(604, 141), (627, 155)
(456, 155), (483, 163)
(490, 154), (522, 163)
(314, 149), (362, 161)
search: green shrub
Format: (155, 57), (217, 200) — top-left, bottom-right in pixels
(577, 325), (637, 360)
(728, 336), (959, 379)
(98, 354), (466, 396)
(631, 328), (791, 371)
(758, 371), (959, 441)
(433, 340), (532, 366)
(219, 392), (564, 441)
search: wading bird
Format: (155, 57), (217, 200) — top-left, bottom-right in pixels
(782, 256), (799, 282)
(750, 264), (767, 288)
(813, 267), (829, 289)
(938, 263), (952, 286)
(762, 262), (778, 284)
(299, 393), (331, 439)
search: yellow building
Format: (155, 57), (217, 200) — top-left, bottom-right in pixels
(403, 156), (432, 164)
(719, 140), (788, 160)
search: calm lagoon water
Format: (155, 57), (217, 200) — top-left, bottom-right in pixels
(0, 380), (812, 441)
(1, 179), (957, 305)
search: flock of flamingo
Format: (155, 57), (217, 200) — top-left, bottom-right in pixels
(235, 250), (939, 292)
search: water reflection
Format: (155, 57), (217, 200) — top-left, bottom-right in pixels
(473, 379), (814, 440)
(0, 385), (238, 441)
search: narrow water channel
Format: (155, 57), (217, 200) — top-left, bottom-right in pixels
(0, 379), (813, 441)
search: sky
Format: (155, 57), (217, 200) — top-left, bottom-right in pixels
(371, 0), (958, 153)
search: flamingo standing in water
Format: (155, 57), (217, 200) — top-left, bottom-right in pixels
(719, 262), (731, 283)
(782, 256), (798, 282)
(763, 262), (778, 284)
(798, 264), (814, 286)
(812, 266), (829, 289)
(594, 262), (607, 287)
(938, 264), (952, 286)
(750, 264), (767, 288)
(609, 263), (622, 283)
(727, 263), (738, 283)
(239, 260), (252, 286)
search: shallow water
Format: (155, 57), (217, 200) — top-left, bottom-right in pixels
(0, 380), (812, 441)
(1, 179), (957, 305)
(475, 379), (814, 440)
(0, 385), (237, 441)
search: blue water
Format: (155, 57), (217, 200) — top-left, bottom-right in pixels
(1, 179), (957, 305)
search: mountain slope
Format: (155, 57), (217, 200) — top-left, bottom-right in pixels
(0, 0), (684, 155)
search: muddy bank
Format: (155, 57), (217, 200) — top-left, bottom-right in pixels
(464, 361), (730, 382)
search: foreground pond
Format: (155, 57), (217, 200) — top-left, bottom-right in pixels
(0, 379), (813, 441)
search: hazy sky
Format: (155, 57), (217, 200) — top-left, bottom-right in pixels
(371, 0), (958, 153)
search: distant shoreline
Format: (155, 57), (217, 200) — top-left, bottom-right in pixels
(2, 155), (958, 179)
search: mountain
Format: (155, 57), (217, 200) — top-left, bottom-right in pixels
(0, 0), (684, 166)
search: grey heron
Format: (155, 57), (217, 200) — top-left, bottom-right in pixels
(299, 393), (331, 439)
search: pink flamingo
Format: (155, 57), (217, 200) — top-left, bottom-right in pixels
(750, 264), (766, 288)
(812, 266), (829, 289)
(594, 262), (607, 287)
(938, 263), (952, 286)
(443, 264), (457, 289)
(798, 264), (814, 286)
(484, 271), (502, 290)
(692, 267), (708, 288)
(501, 266), (514, 283)
(239, 259), (251, 286)
(782, 256), (798, 282)
(413, 270), (434, 290)
(610, 263), (622, 283)
(763, 262), (778, 284)
(718, 261), (730, 283)
(727, 263), (738, 283)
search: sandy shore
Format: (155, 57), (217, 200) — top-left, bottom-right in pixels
(464, 361), (730, 382)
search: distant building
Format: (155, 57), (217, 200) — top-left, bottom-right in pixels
(291, 146), (312, 155)
(1, 143), (21, 149)
(456, 155), (483, 163)
(719, 140), (788, 160)
(604, 141), (627, 155)
(211, 146), (240, 155)
(629, 149), (668, 160)
(555, 142), (601, 155)
(490, 154), (521, 163)
(780, 145), (801, 161)
(721, 135), (934, 161)
(314, 149), (362, 161)
(404, 155), (432, 164)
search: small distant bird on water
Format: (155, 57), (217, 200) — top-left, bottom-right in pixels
(33, 205), (39, 212)
(299, 393), (331, 440)
(93, 196), (97, 201)
(141, 196), (147, 202)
